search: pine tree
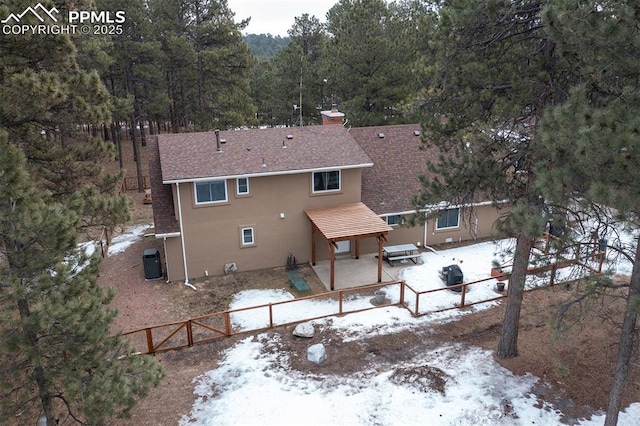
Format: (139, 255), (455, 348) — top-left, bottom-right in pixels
(537, 2), (640, 424)
(267, 14), (328, 126)
(412, 0), (572, 358)
(0, 1), (162, 423)
(324, 0), (425, 125)
(1, 0), (130, 224)
(0, 131), (164, 424)
(146, 0), (256, 131)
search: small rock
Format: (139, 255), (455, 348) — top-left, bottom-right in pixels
(307, 343), (326, 364)
(293, 322), (315, 338)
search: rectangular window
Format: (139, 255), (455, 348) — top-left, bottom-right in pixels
(313, 170), (340, 193)
(436, 208), (460, 230)
(241, 227), (254, 245)
(195, 180), (227, 204)
(386, 215), (403, 226)
(236, 177), (249, 195)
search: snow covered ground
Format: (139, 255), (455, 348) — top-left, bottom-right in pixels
(180, 239), (640, 425)
(107, 224), (152, 256)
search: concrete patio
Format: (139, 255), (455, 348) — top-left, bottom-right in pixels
(311, 252), (421, 291)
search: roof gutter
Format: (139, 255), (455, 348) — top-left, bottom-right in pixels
(154, 232), (181, 239)
(163, 163), (374, 185)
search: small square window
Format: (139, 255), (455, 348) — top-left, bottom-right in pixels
(241, 227), (254, 245)
(237, 177), (249, 195)
(386, 215), (403, 226)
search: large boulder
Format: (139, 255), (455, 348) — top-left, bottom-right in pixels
(307, 343), (326, 365)
(293, 322), (315, 338)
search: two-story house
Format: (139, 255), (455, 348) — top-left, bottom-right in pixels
(149, 125), (393, 286)
(149, 122), (507, 286)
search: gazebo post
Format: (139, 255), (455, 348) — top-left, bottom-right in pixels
(377, 235), (384, 282)
(328, 240), (336, 290)
(311, 223), (316, 265)
(354, 238), (360, 259)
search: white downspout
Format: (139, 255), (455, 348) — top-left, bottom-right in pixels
(176, 182), (196, 290)
(162, 236), (170, 283)
(423, 220), (428, 247)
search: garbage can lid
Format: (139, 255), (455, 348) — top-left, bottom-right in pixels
(143, 248), (159, 257)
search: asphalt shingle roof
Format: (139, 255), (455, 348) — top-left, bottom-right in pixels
(350, 124), (438, 216)
(147, 136), (180, 235)
(157, 126), (373, 182)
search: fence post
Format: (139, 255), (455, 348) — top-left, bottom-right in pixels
(186, 320), (193, 347)
(399, 281), (405, 307)
(460, 284), (467, 307)
(415, 291), (420, 316)
(598, 251), (604, 273)
(269, 303), (273, 328)
(339, 291), (343, 314)
(145, 328), (154, 354)
(224, 312), (232, 336)
(549, 263), (557, 286)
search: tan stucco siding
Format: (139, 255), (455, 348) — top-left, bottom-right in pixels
(168, 169), (363, 280)
(358, 205), (507, 254)
(425, 205), (505, 246)
(164, 236), (185, 281)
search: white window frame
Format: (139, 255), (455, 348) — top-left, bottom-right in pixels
(241, 227), (255, 246)
(436, 208), (460, 230)
(194, 179), (228, 205)
(312, 170), (341, 193)
(236, 177), (249, 195)
(386, 214), (403, 227)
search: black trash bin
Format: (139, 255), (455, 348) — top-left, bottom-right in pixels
(143, 248), (162, 280)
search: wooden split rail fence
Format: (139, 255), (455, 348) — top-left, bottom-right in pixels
(122, 253), (603, 355)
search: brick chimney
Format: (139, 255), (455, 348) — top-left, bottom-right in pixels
(320, 104), (345, 125)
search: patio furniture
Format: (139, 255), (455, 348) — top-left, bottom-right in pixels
(383, 243), (420, 266)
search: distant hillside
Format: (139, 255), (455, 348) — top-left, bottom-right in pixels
(244, 33), (290, 59)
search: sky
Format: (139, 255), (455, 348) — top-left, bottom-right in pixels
(227, 0), (338, 37)
(172, 237), (639, 425)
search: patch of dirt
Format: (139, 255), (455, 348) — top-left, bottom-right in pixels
(389, 365), (449, 395)
(101, 143), (639, 426)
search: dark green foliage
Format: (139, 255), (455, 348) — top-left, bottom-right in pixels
(244, 33), (290, 59)
(0, 1), (161, 423)
(324, 0), (425, 126)
(127, 0), (258, 131)
(1, 0), (130, 226)
(536, 2), (640, 423)
(264, 14), (328, 126)
(0, 133), (164, 424)
(249, 1), (429, 127)
(412, 0), (575, 358)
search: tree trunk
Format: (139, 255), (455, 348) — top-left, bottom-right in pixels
(130, 112), (144, 193)
(497, 234), (533, 358)
(17, 298), (55, 424)
(111, 122), (124, 170)
(604, 240), (640, 425)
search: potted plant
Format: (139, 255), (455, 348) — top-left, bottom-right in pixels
(491, 259), (505, 280)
